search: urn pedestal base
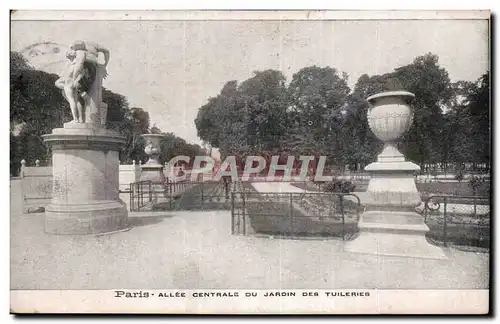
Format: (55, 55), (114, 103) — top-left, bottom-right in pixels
(344, 229), (447, 259)
(345, 161), (446, 259)
(345, 210), (447, 259)
(139, 134), (168, 205)
(42, 125), (129, 235)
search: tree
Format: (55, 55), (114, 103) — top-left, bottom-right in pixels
(10, 51), (136, 172)
(345, 73), (389, 167)
(194, 54), (488, 173)
(444, 72), (490, 166)
(10, 51), (32, 71)
(195, 70), (288, 170)
(10, 51), (69, 171)
(155, 131), (206, 166)
(349, 53), (454, 166)
(150, 124), (162, 134)
(285, 66), (350, 165)
(10, 131), (20, 176)
(195, 81), (244, 152)
(392, 53), (453, 165)
(238, 70), (288, 158)
(466, 72), (490, 164)
(113, 107), (151, 164)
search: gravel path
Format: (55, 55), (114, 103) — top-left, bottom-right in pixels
(251, 182), (305, 193)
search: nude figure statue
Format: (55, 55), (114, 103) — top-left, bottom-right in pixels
(55, 40), (110, 124)
(55, 49), (87, 123)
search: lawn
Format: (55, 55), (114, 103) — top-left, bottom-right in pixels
(426, 220), (490, 249)
(290, 181), (490, 200)
(149, 180), (490, 249)
(423, 204), (490, 249)
(233, 192), (362, 239)
(240, 198), (490, 248)
(247, 182), (490, 248)
(153, 181), (233, 211)
(417, 181), (490, 197)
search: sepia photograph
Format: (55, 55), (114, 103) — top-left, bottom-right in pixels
(9, 10), (491, 314)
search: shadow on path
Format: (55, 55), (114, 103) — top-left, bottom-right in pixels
(126, 214), (173, 228)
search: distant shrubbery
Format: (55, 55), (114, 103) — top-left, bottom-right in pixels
(324, 179), (356, 193)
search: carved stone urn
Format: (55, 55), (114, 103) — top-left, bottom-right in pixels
(142, 134), (164, 165)
(139, 134), (166, 199)
(345, 91), (446, 259)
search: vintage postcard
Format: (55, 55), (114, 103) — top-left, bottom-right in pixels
(9, 10), (491, 314)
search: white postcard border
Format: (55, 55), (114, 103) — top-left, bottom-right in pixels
(7, 7), (493, 317)
(10, 289), (489, 314)
(10, 10), (491, 21)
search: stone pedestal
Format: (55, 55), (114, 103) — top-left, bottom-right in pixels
(140, 164), (166, 182)
(42, 123), (129, 235)
(140, 134), (167, 202)
(344, 91), (445, 259)
(140, 163), (167, 200)
(345, 161), (446, 259)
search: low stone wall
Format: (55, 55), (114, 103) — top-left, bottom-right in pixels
(119, 163), (141, 192)
(20, 161), (143, 213)
(20, 165), (52, 213)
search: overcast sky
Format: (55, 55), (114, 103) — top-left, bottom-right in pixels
(11, 18), (489, 144)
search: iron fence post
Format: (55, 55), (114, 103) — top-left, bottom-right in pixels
(140, 182), (143, 211)
(443, 196), (448, 247)
(340, 194), (345, 240)
(225, 181), (230, 200)
(137, 182), (140, 211)
(473, 191), (477, 216)
(290, 193), (294, 236)
(242, 190), (246, 235)
(424, 197), (428, 222)
(231, 192), (235, 235)
(149, 181), (152, 203)
(201, 180), (204, 210)
(130, 182), (133, 211)
(134, 183), (137, 211)
(168, 181), (172, 210)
